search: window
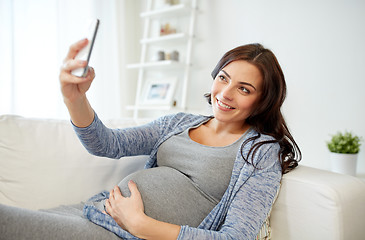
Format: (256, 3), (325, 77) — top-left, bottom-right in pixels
(0, 0), (139, 119)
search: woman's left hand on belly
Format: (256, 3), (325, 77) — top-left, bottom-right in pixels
(104, 178), (181, 240)
(105, 180), (145, 233)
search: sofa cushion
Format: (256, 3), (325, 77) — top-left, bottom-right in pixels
(0, 115), (146, 210)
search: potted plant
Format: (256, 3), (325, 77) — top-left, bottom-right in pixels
(327, 131), (362, 176)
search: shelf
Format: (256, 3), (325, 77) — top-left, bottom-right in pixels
(140, 32), (188, 44)
(129, 0), (197, 119)
(140, 4), (191, 19)
(127, 60), (185, 69)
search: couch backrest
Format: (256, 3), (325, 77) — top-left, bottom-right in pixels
(0, 115), (146, 210)
(1, 115), (365, 239)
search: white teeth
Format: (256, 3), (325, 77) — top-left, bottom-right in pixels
(217, 100), (234, 109)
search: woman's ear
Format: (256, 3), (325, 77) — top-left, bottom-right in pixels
(204, 93), (212, 105)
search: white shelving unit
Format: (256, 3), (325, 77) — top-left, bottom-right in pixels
(127, 0), (198, 119)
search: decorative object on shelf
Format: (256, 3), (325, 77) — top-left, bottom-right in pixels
(165, 0), (180, 6)
(168, 50), (179, 61)
(154, 50), (179, 61)
(156, 50), (165, 61)
(142, 78), (177, 106)
(160, 23), (177, 36)
(327, 131), (362, 176)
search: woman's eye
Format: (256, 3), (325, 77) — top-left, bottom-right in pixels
(239, 87), (250, 94)
(218, 75), (227, 82)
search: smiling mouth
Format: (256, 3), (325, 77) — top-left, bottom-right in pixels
(216, 99), (235, 109)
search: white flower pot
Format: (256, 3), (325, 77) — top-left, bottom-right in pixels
(330, 152), (358, 176)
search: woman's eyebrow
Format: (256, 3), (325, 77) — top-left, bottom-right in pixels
(220, 70), (257, 91)
(221, 70), (231, 79)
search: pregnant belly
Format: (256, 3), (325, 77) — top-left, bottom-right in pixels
(117, 166), (217, 227)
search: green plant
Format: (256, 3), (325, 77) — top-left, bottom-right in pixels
(327, 131), (362, 154)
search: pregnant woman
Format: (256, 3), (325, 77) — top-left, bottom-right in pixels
(0, 41), (300, 240)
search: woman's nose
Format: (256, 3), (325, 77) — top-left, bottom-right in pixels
(221, 85), (234, 101)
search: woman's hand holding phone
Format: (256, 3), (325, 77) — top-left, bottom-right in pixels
(59, 39), (96, 128)
(60, 18), (99, 104)
(59, 38), (95, 104)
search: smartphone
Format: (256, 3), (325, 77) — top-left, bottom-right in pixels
(71, 19), (100, 77)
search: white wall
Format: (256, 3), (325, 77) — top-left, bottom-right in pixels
(185, 0), (365, 175)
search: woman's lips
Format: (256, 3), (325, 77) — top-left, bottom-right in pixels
(216, 98), (235, 110)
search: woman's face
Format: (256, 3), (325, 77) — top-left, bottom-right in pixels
(211, 60), (263, 127)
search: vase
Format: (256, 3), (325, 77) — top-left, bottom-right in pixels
(329, 152), (358, 176)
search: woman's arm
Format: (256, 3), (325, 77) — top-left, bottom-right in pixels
(134, 216), (181, 240)
(59, 39), (95, 128)
(73, 113), (164, 159)
(73, 112), (202, 160)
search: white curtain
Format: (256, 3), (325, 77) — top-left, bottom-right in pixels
(0, 0), (140, 119)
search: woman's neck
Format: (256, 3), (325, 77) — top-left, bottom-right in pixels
(205, 118), (250, 136)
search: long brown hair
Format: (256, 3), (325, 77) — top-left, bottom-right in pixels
(206, 43), (301, 174)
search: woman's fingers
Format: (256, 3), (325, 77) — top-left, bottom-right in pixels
(64, 38), (88, 61)
(86, 66), (95, 79)
(59, 40), (96, 104)
(113, 186), (123, 199)
(61, 59), (87, 73)
(59, 68), (89, 85)
(105, 199), (112, 213)
(128, 180), (140, 198)
(128, 180), (145, 214)
(60, 64), (94, 85)
(109, 188), (114, 200)
(107, 182), (141, 207)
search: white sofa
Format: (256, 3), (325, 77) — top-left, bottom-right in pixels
(1, 114), (365, 240)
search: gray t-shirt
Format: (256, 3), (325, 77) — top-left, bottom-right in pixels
(117, 127), (247, 227)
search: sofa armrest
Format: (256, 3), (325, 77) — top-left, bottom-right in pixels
(271, 165), (365, 240)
